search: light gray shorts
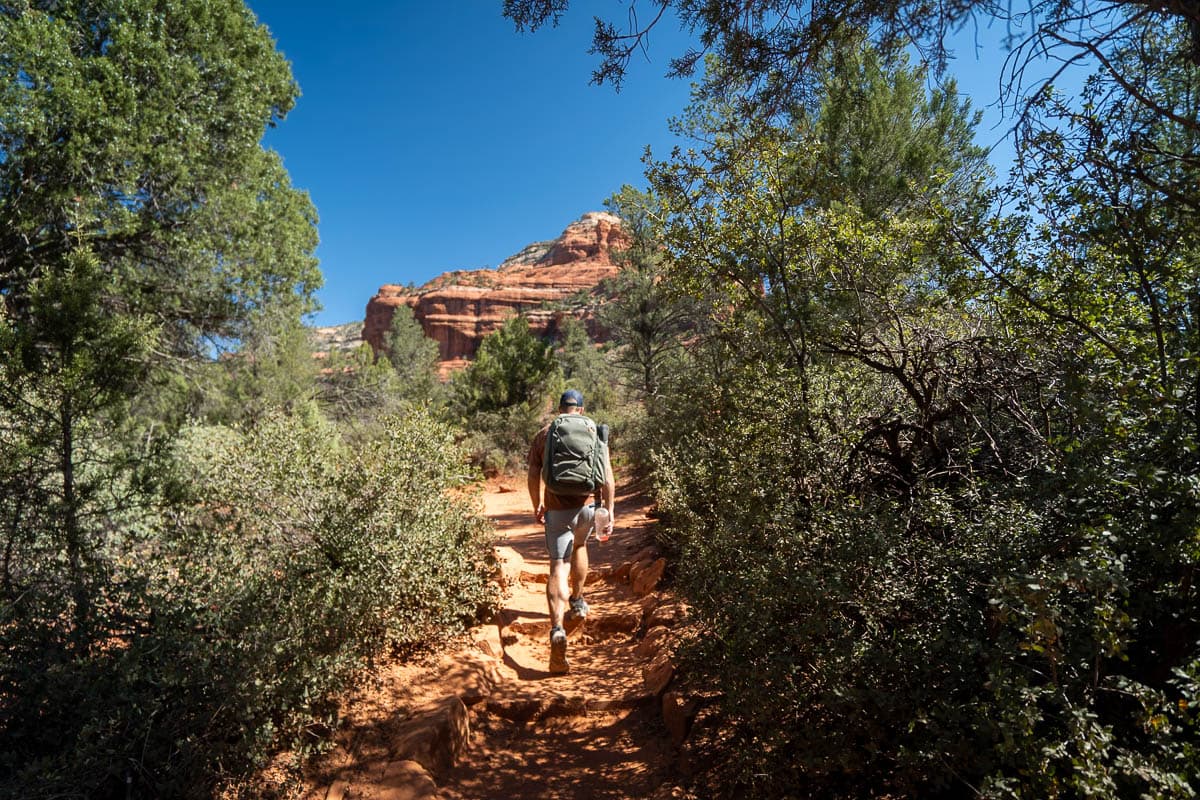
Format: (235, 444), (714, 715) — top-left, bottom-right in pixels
(544, 504), (596, 561)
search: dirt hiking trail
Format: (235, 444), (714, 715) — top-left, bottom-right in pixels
(298, 476), (696, 800)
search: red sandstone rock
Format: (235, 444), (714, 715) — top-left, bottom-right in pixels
(493, 546), (524, 590)
(606, 561), (633, 583)
(643, 650), (675, 695)
(362, 212), (629, 362)
(586, 693), (656, 712)
(632, 557), (667, 597)
(436, 649), (504, 706)
(378, 760), (438, 800)
(639, 592), (662, 615)
(591, 609), (642, 634)
(631, 546), (661, 564)
(503, 619), (552, 639)
(485, 688), (588, 723)
(636, 625), (671, 660)
(484, 691), (543, 723)
(662, 691), (700, 746)
(391, 696), (469, 774)
(473, 625), (503, 660)
(647, 601), (690, 629)
(540, 211), (627, 266)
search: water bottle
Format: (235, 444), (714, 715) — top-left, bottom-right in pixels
(593, 424), (611, 542)
(593, 506), (611, 543)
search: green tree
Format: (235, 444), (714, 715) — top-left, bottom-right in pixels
(554, 316), (614, 414)
(316, 343), (407, 442)
(637, 47), (1043, 797)
(383, 303), (441, 404)
(0, 0), (319, 596)
(453, 314), (558, 416)
(507, 2), (1200, 796)
(313, 308), (442, 436)
(807, 37), (986, 218)
(958, 25), (1200, 795)
(0, 0), (320, 355)
(206, 305), (320, 426)
(599, 185), (697, 402)
(0, 2), (325, 793)
(451, 314), (560, 472)
(0, 247), (153, 650)
(650, 47), (993, 488)
(503, 0), (1200, 122)
(1, 407), (498, 796)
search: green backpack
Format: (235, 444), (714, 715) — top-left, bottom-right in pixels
(542, 413), (603, 497)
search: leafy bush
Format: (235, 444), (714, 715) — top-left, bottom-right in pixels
(652, 340), (1005, 794)
(0, 409), (498, 798)
(639, 34), (1200, 798)
(652, 322), (1200, 797)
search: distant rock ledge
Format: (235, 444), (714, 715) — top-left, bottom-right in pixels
(363, 212), (629, 366)
(308, 321), (367, 356)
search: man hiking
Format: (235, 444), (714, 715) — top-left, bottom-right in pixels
(528, 389), (616, 674)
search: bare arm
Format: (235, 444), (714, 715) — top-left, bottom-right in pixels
(528, 459), (545, 523)
(600, 447), (616, 535)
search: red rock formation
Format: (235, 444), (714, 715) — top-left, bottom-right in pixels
(363, 212), (628, 362)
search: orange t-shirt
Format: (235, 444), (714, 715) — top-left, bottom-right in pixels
(529, 421), (608, 511)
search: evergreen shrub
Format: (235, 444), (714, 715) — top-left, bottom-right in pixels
(650, 344), (1200, 798)
(0, 409), (498, 797)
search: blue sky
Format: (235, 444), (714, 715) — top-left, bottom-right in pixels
(245, 3), (1035, 328)
(246, 2), (698, 327)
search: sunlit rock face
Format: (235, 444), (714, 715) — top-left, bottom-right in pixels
(362, 212), (627, 365)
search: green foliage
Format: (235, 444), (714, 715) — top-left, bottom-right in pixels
(0, 0), (320, 355)
(383, 304), (442, 405)
(599, 185), (698, 403)
(0, 246), (155, 650)
(450, 314), (561, 472)
(314, 308), (443, 439)
(554, 316), (615, 415)
(807, 37), (988, 218)
(504, 0), (1200, 132)
(0, 410), (498, 797)
(632, 41), (1199, 797)
(649, 56), (998, 491)
(653, 376), (1044, 792)
(315, 343), (400, 431)
(961, 22), (1200, 797)
(453, 314), (558, 415)
(526, 3), (1200, 797)
(0, 4), (498, 796)
(198, 306), (321, 427)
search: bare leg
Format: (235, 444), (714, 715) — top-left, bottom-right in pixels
(547, 558), (570, 629)
(569, 533), (589, 600)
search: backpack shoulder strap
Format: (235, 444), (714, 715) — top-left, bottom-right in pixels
(541, 414), (565, 482)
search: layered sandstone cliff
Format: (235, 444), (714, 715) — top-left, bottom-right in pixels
(363, 212), (628, 365)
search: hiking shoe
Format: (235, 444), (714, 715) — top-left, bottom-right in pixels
(566, 595), (590, 621)
(549, 626), (569, 674)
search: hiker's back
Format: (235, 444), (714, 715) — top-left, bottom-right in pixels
(542, 413), (602, 499)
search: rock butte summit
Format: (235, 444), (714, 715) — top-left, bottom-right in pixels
(362, 212), (629, 369)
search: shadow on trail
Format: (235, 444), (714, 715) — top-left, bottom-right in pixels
(501, 648), (559, 681)
(489, 509), (535, 533)
(444, 705), (669, 800)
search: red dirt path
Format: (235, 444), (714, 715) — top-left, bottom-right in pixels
(296, 475), (688, 800)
